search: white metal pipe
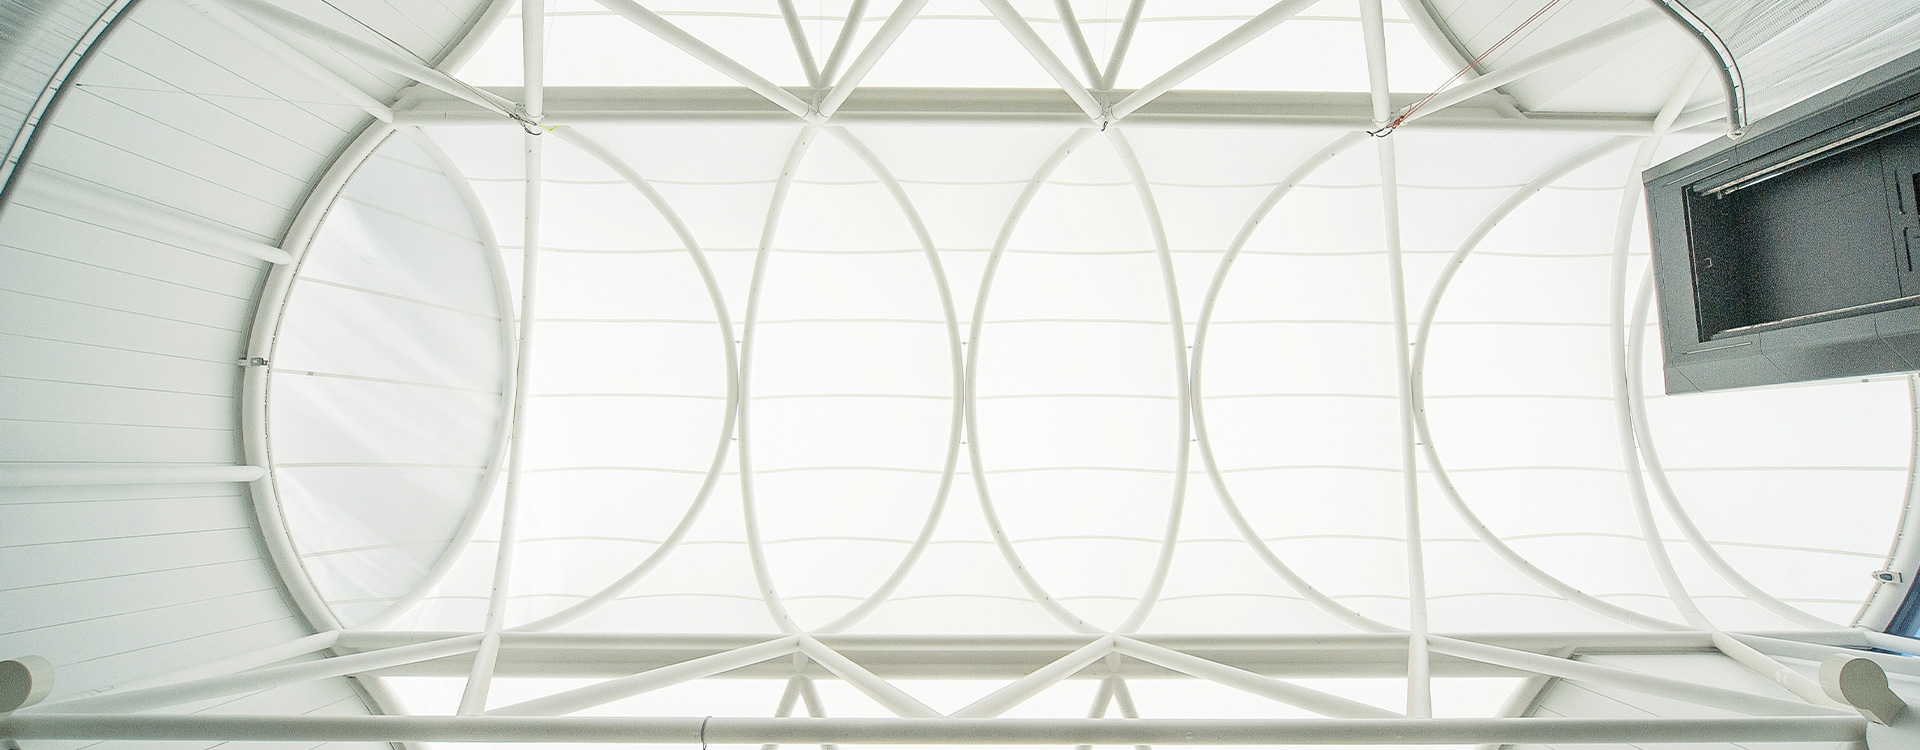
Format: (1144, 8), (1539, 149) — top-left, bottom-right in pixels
(1471, 649), (1566, 750)
(1358, 0), (1393, 124)
(1106, 128), (1192, 635)
(1733, 634), (1920, 679)
(1359, 0), (1428, 718)
(796, 676), (840, 750)
(1407, 136), (1689, 632)
(1050, 0), (1103, 92)
(1428, 635), (1847, 717)
(523, 0), (544, 120)
(588, 0), (812, 119)
(175, 0), (392, 122)
(1710, 632), (1847, 710)
(1858, 373), (1920, 629)
(815, 0), (871, 88)
(979, 0), (1104, 121)
(355, 126), (520, 632)
(484, 130), (543, 635)
(965, 128), (1102, 635)
(812, 128), (963, 634)
(20, 169), (292, 264)
(736, 128), (820, 634)
(392, 96), (1670, 134)
(1610, 69), (1713, 631)
(457, 632), (503, 715)
(1096, 0), (1146, 91)
(1108, 677), (1149, 750)
(1622, 267), (1838, 630)
(1858, 629), (1920, 656)
(949, 637), (1114, 718)
(478, 0), (546, 643)
(245, 122), (398, 636)
(99, 631), (341, 694)
(1113, 638), (1402, 720)
(36, 634), (485, 714)
(350, 629), (1846, 653)
(762, 676), (805, 750)
(1073, 674), (1120, 750)
(216, 0), (515, 115)
(798, 637), (940, 718)
(0, 463), (266, 487)
(489, 637), (801, 717)
(0, 714), (1868, 745)
(1188, 131), (1395, 634)
(776, 0), (823, 88)
(512, 127), (738, 632)
(1108, 0), (1318, 121)
(1663, 98), (1733, 136)
(816, 0), (932, 120)
(1402, 11), (1663, 126)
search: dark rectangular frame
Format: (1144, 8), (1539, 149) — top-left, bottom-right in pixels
(1646, 48), (1920, 394)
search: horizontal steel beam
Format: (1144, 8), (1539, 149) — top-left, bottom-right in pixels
(335, 631), (1873, 680)
(392, 86), (1672, 134)
(0, 714), (1868, 745)
(0, 463), (267, 487)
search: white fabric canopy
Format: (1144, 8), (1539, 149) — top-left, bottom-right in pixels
(243, 0), (1920, 736)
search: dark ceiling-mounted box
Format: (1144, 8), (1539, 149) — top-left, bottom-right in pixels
(1646, 48), (1920, 394)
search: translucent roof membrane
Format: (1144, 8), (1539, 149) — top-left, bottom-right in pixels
(255, 0), (1918, 738)
(276, 116), (1910, 636)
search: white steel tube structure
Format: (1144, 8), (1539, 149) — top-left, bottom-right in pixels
(948, 637), (1113, 719)
(0, 715), (1870, 745)
(1108, 0), (1319, 121)
(979, 0), (1104, 121)
(174, 0), (393, 122)
(1113, 638), (1402, 719)
(1096, 0), (1147, 91)
(1608, 71), (1712, 632)
(214, 0), (516, 116)
(815, 0), (870, 87)
(14, 4), (1920, 750)
(816, 0), (931, 119)
(1427, 635), (1848, 717)
(20, 169), (293, 264)
(1399, 11), (1665, 125)
(488, 637), (801, 716)
(0, 463), (266, 487)
(798, 638), (941, 719)
(33, 634), (486, 714)
(590, 0), (812, 119)
(1359, 0), (1429, 719)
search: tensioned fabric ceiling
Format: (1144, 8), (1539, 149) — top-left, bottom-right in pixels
(266, 0), (1919, 644)
(6, 0), (1920, 740)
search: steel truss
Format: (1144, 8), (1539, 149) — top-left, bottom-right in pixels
(1, 630), (1908, 746)
(5, 0), (1904, 747)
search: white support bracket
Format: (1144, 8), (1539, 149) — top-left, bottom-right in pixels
(0, 463), (268, 488)
(17, 170), (292, 265)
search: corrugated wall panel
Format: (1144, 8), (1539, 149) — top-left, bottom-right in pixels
(0, 0), (499, 735)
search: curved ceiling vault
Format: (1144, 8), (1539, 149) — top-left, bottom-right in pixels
(5, 0), (1920, 748)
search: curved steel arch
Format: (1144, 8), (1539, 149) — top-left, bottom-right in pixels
(1405, 135), (1690, 632)
(1187, 129), (1397, 634)
(507, 125), (745, 632)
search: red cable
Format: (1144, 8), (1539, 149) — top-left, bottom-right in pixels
(1375, 0), (1569, 135)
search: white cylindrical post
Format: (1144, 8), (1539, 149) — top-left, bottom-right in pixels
(1359, 0), (1429, 718)
(0, 657), (54, 712)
